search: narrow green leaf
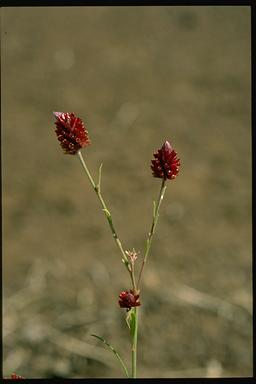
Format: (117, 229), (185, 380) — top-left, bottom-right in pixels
(102, 208), (111, 218)
(153, 199), (156, 218)
(91, 334), (130, 378)
(125, 308), (136, 337)
(98, 163), (103, 191)
(129, 309), (136, 339)
(125, 310), (132, 330)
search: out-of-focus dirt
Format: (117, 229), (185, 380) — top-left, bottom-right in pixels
(2, 6), (252, 378)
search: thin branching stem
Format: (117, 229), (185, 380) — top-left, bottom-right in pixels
(137, 179), (167, 290)
(77, 150), (130, 271)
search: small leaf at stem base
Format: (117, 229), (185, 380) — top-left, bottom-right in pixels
(126, 308), (136, 338)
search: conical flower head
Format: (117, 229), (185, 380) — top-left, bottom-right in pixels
(151, 140), (180, 180)
(53, 112), (90, 155)
(118, 290), (141, 309)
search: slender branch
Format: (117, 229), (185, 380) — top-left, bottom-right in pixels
(131, 307), (139, 378)
(77, 150), (130, 270)
(130, 262), (137, 294)
(137, 179), (167, 290)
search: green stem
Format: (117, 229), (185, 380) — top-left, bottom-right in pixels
(78, 150), (141, 378)
(77, 150), (130, 270)
(132, 307), (139, 378)
(137, 179), (167, 290)
(132, 180), (167, 377)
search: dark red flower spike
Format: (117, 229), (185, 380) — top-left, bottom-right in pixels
(151, 141), (180, 180)
(53, 112), (90, 155)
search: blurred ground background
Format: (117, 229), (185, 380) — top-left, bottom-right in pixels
(2, 5), (252, 379)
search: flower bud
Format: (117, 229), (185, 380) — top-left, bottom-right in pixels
(125, 249), (139, 265)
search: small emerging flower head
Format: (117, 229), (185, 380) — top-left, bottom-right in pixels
(53, 112), (90, 155)
(151, 140), (180, 180)
(119, 290), (141, 309)
(125, 248), (139, 265)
